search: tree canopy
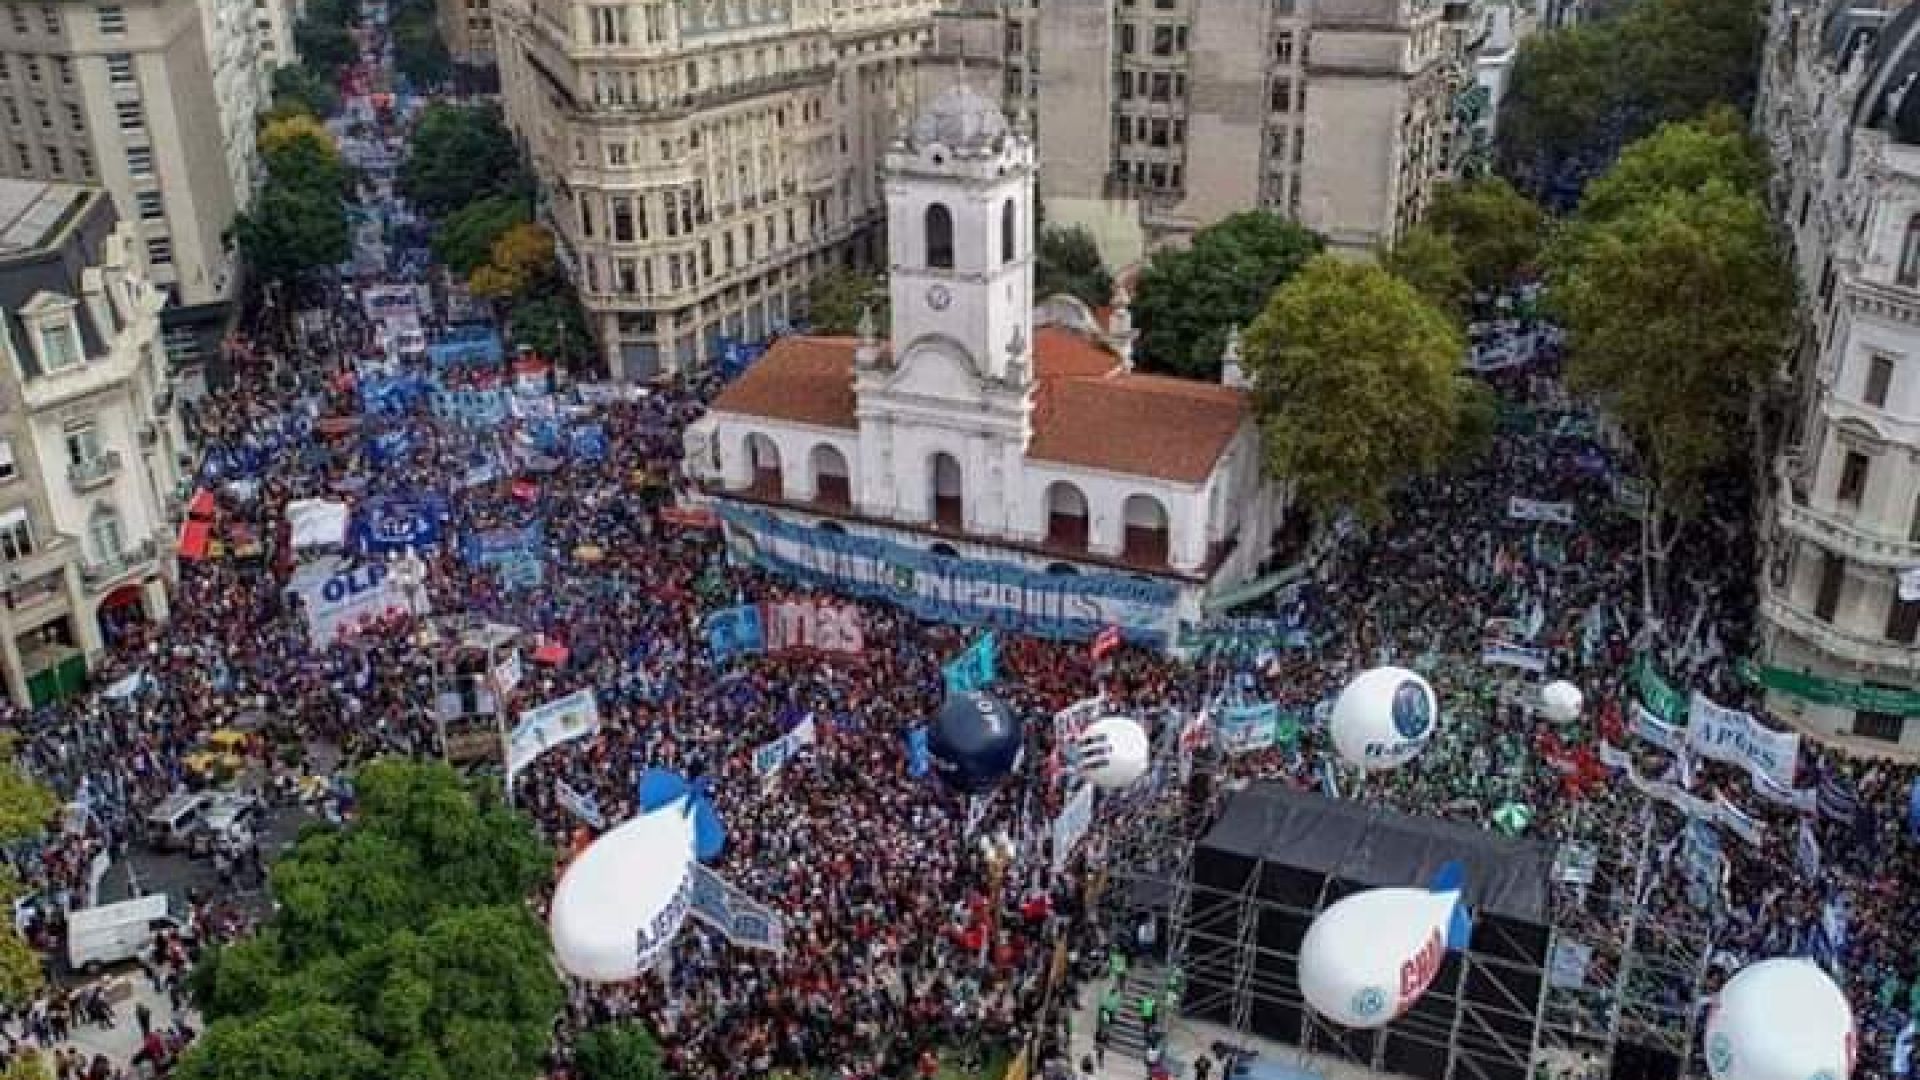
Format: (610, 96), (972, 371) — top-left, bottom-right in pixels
(392, 0), (452, 90)
(1035, 226), (1114, 309)
(233, 117), (351, 288)
(469, 224), (560, 301)
(0, 736), (55, 1009)
(1243, 255), (1470, 522)
(1381, 225), (1471, 319)
(805, 269), (888, 335)
(432, 194), (533, 277)
(266, 64), (339, 123)
(259, 115), (347, 193)
(1424, 178), (1544, 295)
(1570, 107), (1766, 229)
(509, 291), (595, 370)
(183, 762), (559, 1080)
(574, 1023), (669, 1080)
(1132, 212), (1323, 380)
(401, 105), (527, 220)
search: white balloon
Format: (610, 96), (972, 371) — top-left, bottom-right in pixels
(1298, 881), (1469, 1028)
(1329, 666), (1439, 771)
(1539, 680), (1584, 724)
(550, 804), (696, 982)
(1705, 958), (1855, 1080)
(1077, 716), (1150, 790)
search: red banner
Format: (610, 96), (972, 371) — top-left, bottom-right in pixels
(659, 505), (719, 530)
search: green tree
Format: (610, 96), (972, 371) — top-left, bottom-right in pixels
(1546, 180), (1792, 619)
(432, 194), (532, 276)
(294, 19), (355, 82)
(176, 1004), (386, 1080)
(1425, 178), (1544, 295)
(1243, 255), (1468, 522)
(0, 737), (56, 1007)
(402, 105), (526, 220)
(575, 1023), (668, 1080)
(1034, 226), (1113, 308)
(267, 64), (339, 122)
(232, 184), (350, 287)
(1495, 24), (1620, 183)
(1381, 225), (1471, 318)
(1132, 211), (1323, 380)
(469, 223), (559, 301)
(1619, 0), (1765, 128)
(508, 291), (595, 371)
(260, 114), (347, 193)
(393, 12), (452, 89)
(805, 268), (887, 335)
(1571, 107), (1765, 229)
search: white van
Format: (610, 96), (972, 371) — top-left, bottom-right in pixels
(66, 895), (181, 973)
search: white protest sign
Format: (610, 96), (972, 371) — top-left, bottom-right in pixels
(507, 689), (601, 783)
(1687, 692), (1801, 791)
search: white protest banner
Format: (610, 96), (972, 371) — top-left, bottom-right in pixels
(1597, 741), (1634, 771)
(507, 689), (601, 783)
(1051, 782), (1096, 872)
(1507, 497), (1575, 525)
(1796, 818), (1821, 880)
(289, 560), (402, 648)
(761, 601), (865, 656)
(752, 717), (818, 779)
(1548, 941), (1593, 989)
(1052, 695), (1108, 785)
(554, 779), (605, 829)
(491, 651), (524, 696)
(1687, 692), (1801, 791)
(1751, 767), (1820, 815)
(1482, 641), (1550, 673)
(1712, 792), (1765, 847)
(287, 498), (351, 549)
(1630, 702), (1688, 756)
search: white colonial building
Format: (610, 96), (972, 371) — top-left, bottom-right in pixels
(1756, 0), (1920, 754)
(682, 87), (1285, 647)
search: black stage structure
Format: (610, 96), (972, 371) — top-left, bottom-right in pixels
(1182, 783), (1556, 1080)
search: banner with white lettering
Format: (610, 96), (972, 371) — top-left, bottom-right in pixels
(1630, 702), (1688, 756)
(1507, 497), (1575, 525)
(752, 717), (818, 779)
(1482, 641), (1550, 673)
(1051, 781), (1096, 872)
(686, 863), (786, 954)
(1687, 692), (1801, 791)
(554, 778), (604, 829)
(1548, 941), (1593, 989)
(507, 689), (601, 784)
(760, 600), (865, 656)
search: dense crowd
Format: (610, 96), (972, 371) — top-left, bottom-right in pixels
(0, 5), (1910, 1080)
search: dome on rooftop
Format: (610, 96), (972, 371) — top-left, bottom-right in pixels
(907, 85), (1010, 152)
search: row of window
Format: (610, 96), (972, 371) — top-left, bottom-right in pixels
(919, 200), (1020, 271)
(0, 500), (131, 567)
(3, 3), (125, 35)
(1117, 21), (1189, 58)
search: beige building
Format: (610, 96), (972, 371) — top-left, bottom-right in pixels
(0, 0), (258, 374)
(492, 0), (939, 378)
(438, 0), (493, 64)
(0, 179), (183, 708)
(923, 0), (1469, 260)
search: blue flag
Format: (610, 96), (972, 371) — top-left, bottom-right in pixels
(1908, 777), (1920, 842)
(905, 727), (930, 778)
(706, 605), (764, 662)
(942, 632), (998, 696)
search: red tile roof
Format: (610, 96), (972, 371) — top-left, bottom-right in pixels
(710, 331), (1246, 483)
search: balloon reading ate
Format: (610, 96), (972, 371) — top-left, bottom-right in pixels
(1539, 680), (1584, 724)
(1077, 716), (1150, 790)
(1297, 863), (1474, 1029)
(926, 691), (1023, 795)
(1704, 958), (1855, 1080)
(549, 769), (725, 982)
(1329, 666), (1438, 771)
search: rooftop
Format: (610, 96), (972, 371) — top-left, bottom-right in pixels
(0, 179), (92, 258)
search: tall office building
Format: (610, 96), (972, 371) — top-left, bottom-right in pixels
(0, 0), (276, 371)
(1754, 0), (1920, 753)
(492, 0), (939, 378)
(922, 0), (1479, 263)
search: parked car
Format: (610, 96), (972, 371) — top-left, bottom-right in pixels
(191, 791), (261, 858)
(143, 793), (210, 852)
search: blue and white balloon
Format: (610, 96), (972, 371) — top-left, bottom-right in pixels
(1076, 716), (1150, 790)
(927, 692), (1023, 795)
(1329, 666), (1438, 771)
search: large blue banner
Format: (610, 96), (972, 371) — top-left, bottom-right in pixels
(568, 423), (609, 462)
(367, 427), (416, 467)
(431, 388), (512, 428)
(462, 524), (545, 588)
(428, 327), (503, 369)
(359, 374), (433, 417)
(706, 605), (765, 662)
(355, 495), (448, 553)
(718, 506), (1182, 644)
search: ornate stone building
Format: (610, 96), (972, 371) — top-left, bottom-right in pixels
(1755, 0), (1920, 753)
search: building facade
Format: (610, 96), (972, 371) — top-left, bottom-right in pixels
(0, 179), (183, 707)
(437, 0), (492, 65)
(0, 0), (261, 373)
(492, 0), (940, 379)
(682, 88), (1285, 645)
(1755, 0), (1920, 754)
(919, 0), (1475, 262)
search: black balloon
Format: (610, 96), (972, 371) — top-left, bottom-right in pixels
(927, 692), (1022, 795)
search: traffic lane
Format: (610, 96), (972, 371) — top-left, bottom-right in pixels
(97, 803), (317, 915)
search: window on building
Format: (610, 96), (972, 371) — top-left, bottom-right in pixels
(1901, 215), (1920, 287)
(31, 99), (46, 127)
(42, 144), (56, 174)
(1886, 594), (1920, 644)
(0, 507), (33, 562)
(39, 4), (55, 32)
(2, 99), (17, 125)
(1866, 353), (1895, 408)
(54, 56), (69, 83)
(87, 505), (122, 563)
(96, 4), (125, 34)
(1853, 702), (1908, 743)
(1001, 199), (1017, 265)
(611, 196), (633, 243)
(1275, 30), (1295, 63)
(1153, 25), (1174, 55)
(1837, 450), (1870, 505)
(1270, 79), (1291, 112)
(125, 144), (150, 176)
(1120, 23), (1135, 53)
(145, 236), (170, 265)
(63, 423), (99, 469)
(0, 439), (14, 483)
(75, 147), (89, 177)
(1815, 552), (1845, 621)
(114, 99), (141, 130)
(105, 53), (133, 84)
(37, 317), (77, 371)
(135, 189), (162, 220)
(65, 102), (80, 132)
(12, 144), (27, 172)
(925, 203), (954, 269)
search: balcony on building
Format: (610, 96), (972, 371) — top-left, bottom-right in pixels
(67, 451), (122, 493)
(81, 537), (156, 589)
(1776, 477), (1920, 568)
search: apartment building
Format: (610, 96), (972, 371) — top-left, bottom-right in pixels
(0, 179), (183, 707)
(493, 0), (939, 378)
(438, 0), (494, 64)
(921, 0), (1470, 262)
(1754, 0), (1920, 753)
(0, 0), (260, 374)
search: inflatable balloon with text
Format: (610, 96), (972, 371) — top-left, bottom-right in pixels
(1329, 666), (1439, 771)
(1076, 716), (1150, 790)
(1297, 863), (1474, 1028)
(927, 691), (1023, 795)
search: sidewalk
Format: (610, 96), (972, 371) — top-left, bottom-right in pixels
(53, 975), (199, 1069)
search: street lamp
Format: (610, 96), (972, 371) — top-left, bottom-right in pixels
(978, 830), (1018, 968)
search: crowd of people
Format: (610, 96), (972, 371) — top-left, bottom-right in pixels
(0, 5), (1909, 1080)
